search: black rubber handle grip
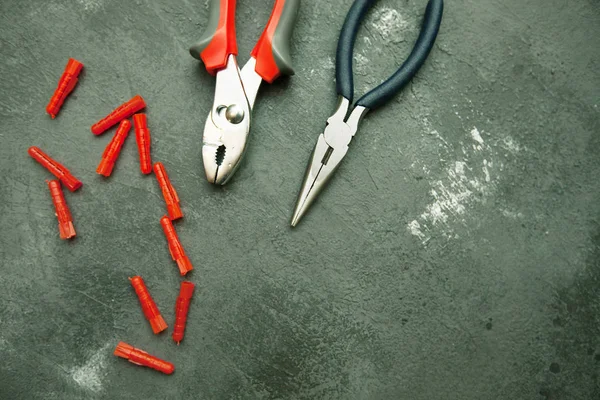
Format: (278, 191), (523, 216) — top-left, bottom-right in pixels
(335, 0), (376, 104)
(336, 0), (444, 110)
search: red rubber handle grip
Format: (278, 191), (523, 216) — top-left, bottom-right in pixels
(251, 0), (299, 83)
(190, 0), (238, 75)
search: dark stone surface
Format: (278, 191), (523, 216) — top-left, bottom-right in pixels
(0, 0), (599, 399)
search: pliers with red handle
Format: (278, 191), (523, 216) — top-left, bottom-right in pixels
(190, 0), (300, 185)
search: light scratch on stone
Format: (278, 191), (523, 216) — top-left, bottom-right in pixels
(371, 7), (410, 43)
(74, 290), (112, 310)
(366, 168), (379, 190)
(408, 123), (519, 244)
(501, 209), (524, 219)
(482, 159), (491, 182)
(408, 220), (426, 239)
(76, 0), (103, 12)
(70, 342), (111, 393)
(470, 127), (484, 144)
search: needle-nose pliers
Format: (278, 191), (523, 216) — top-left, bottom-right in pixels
(291, 0), (444, 226)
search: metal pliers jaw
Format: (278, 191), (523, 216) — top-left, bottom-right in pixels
(203, 55), (251, 185)
(291, 97), (369, 226)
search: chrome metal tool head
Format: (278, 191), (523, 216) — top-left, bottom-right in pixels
(203, 55), (252, 185)
(291, 97), (368, 227)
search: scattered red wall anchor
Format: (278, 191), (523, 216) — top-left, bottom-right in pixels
(129, 276), (167, 334)
(46, 58), (84, 119)
(47, 180), (76, 239)
(160, 216), (193, 276)
(28, 146), (82, 192)
(133, 113), (152, 174)
(91, 95), (146, 135)
(96, 119), (132, 177)
(172, 281), (195, 344)
(153, 162), (182, 220)
(114, 342), (175, 375)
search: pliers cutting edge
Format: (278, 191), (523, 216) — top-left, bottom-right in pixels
(190, 0), (300, 185)
(291, 0), (444, 226)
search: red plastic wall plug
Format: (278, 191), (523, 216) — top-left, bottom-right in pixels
(172, 281), (195, 344)
(114, 342), (175, 375)
(47, 180), (76, 239)
(129, 276), (167, 334)
(153, 162), (182, 220)
(96, 119), (131, 177)
(160, 216), (193, 276)
(133, 114), (152, 174)
(46, 58), (84, 119)
(91, 95), (146, 135)
(28, 146), (82, 192)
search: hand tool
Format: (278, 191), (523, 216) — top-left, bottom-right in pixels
(291, 0), (444, 227)
(189, 0), (300, 185)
